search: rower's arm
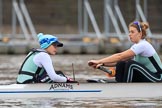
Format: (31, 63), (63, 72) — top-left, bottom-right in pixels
(99, 49), (135, 66)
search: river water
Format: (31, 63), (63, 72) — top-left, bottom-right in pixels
(0, 54), (162, 108)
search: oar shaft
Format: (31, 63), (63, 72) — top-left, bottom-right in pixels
(98, 66), (112, 74)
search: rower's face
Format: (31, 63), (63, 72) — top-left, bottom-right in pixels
(129, 26), (142, 43)
(46, 44), (57, 55)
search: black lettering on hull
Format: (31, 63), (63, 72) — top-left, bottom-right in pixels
(49, 83), (73, 90)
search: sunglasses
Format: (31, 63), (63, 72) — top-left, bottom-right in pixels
(133, 21), (142, 32)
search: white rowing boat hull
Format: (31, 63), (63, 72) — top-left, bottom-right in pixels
(0, 83), (162, 99)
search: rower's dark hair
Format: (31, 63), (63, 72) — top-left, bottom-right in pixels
(129, 21), (149, 39)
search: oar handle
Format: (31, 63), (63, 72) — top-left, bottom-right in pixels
(98, 66), (112, 74)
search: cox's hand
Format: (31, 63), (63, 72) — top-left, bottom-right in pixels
(66, 77), (78, 83)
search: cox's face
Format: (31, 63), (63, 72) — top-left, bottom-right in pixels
(129, 26), (142, 43)
(46, 44), (57, 55)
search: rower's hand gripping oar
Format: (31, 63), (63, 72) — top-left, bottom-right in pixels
(88, 61), (115, 77)
(98, 66), (116, 77)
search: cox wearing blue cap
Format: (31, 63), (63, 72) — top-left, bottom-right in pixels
(37, 33), (63, 55)
(38, 33), (63, 49)
(16, 33), (75, 84)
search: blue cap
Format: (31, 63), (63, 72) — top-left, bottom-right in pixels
(37, 33), (63, 49)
